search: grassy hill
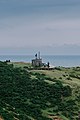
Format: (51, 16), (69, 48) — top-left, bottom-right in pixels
(0, 62), (80, 120)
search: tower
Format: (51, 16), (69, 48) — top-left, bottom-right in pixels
(38, 51), (40, 59)
(32, 52), (42, 67)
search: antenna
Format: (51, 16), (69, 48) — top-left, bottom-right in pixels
(38, 51), (40, 59)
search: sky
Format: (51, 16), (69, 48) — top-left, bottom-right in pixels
(0, 0), (80, 55)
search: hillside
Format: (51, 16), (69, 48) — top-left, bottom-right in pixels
(0, 62), (80, 120)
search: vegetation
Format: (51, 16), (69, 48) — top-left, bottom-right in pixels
(0, 62), (80, 119)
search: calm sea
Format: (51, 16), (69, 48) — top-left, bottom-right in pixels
(0, 55), (80, 67)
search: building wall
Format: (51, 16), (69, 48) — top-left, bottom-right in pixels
(32, 59), (42, 67)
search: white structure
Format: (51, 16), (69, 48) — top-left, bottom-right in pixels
(32, 52), (42, 67)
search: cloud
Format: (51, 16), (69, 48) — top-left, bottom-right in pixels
(45, 19), (80, 31)
(0, 0), (80, 19)
(0, 16), (80, 48)
(0, 0), (80, 55)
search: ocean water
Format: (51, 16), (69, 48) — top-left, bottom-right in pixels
(0, 55), (80, 67)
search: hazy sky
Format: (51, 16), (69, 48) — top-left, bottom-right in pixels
(0, 0), (80, 54)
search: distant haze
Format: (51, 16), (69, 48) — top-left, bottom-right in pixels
(0, 0), (80, 55)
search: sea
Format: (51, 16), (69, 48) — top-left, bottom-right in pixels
(0, 55), (80, 67)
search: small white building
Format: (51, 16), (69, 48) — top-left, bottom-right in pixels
(32, 52), (43, 67)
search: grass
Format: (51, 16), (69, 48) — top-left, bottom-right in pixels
(9, 62), (80, 89)
(10, 62), (31, 68)
(44, 80), (55, 84)
(9, 62), (80, 88)
(2, 62), (80, 120)
(31, 68), (80, 87)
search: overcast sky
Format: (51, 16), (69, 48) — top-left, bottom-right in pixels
(0, 0), (80, 54)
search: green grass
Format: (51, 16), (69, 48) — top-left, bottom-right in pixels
(31, 67), (80, 87)
(10, 62), (80, 89)
(10, 62), (80, 88)
(44, 80), (55, 84)
(11, 62), (31, 68)
(7, 63), (80, 119)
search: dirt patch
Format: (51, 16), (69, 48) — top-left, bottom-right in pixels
(48, 115), (63, 120)
(0, 116), (4, 120)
